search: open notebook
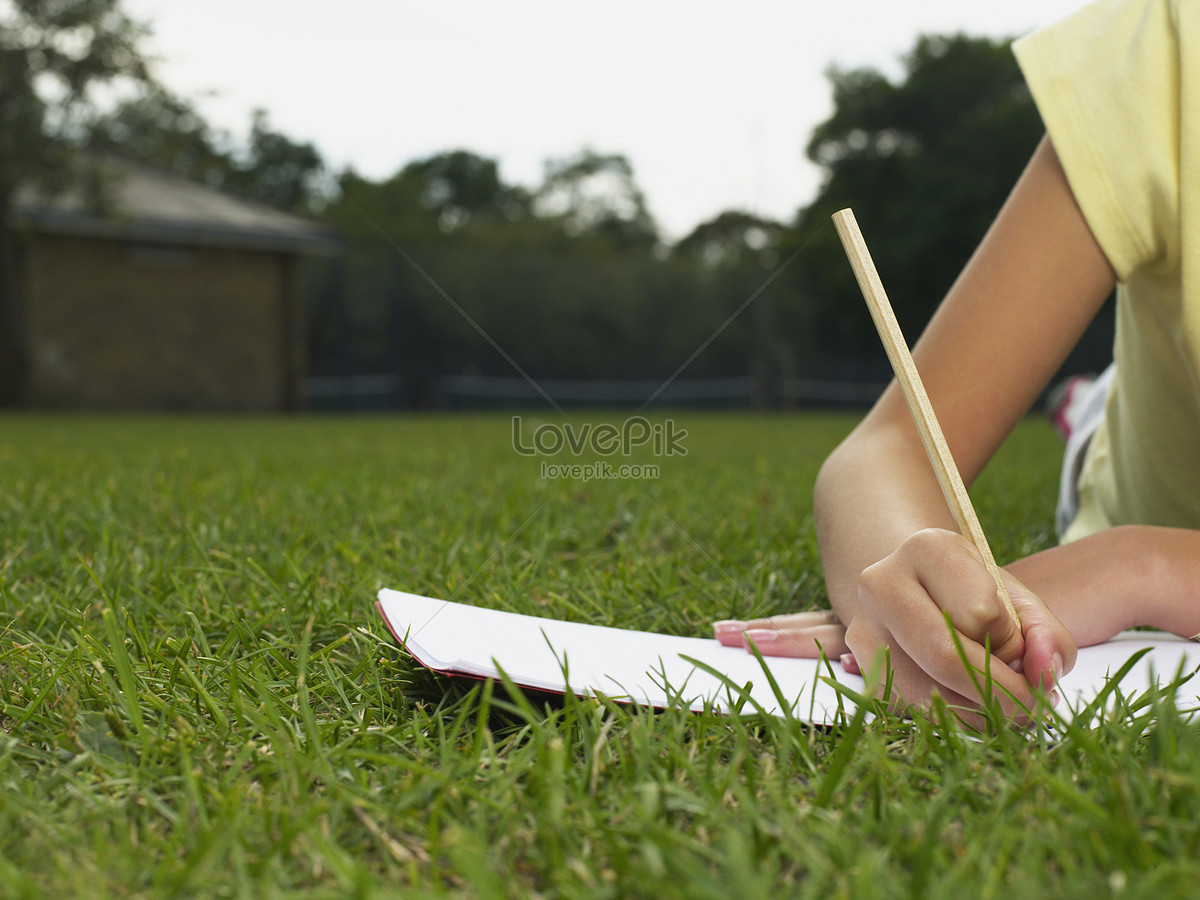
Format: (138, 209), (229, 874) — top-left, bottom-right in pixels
(377, 588), (1200, 724)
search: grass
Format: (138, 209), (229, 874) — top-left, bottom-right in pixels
(1, 411), (1198, 898)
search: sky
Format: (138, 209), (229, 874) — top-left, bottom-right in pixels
(121, 0), (1087, 241)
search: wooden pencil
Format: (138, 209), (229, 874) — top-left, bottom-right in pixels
(831, 207), (1021, 632)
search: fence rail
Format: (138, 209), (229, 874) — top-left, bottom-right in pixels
(304, 374), (886, 411)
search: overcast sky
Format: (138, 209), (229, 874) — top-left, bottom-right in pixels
(122, 0), (1087, 240)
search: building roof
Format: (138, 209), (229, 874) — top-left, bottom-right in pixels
(14, 156), (341, 255)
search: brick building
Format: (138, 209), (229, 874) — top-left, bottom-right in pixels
(3, 158), (339, 411)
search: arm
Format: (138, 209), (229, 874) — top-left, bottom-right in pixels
(719, 136), (1118, 712)
(716, 522), (1200, 690)
(818, 136), (1116, 708)
(817, 136), (1115, 620)
(1007, 525), (1200, 645)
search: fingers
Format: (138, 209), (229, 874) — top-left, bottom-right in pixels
(743, 624), (850, 659)
(708, 528), (1075, 725)
(843, 620), (977, 711)
(852, 530), (1065, 717)
(713, 610), (849, 660)
(1005, 569), (1077, 696)
(713, 610), (840, 646)
(846, 622), (1048, 727)
(888, 529), (1025, 663)
(851, 590), (1038, 714)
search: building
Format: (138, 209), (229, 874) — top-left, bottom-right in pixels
(3, 157), (340, 411)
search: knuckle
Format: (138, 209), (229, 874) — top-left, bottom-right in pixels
(902, 527), (954, 558)
(856, 561), (892, 603)
(960, 596), (1001, 630)
(907, 527), (944, 549)
(844, 618), (868, 653)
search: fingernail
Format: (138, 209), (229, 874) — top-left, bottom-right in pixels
(1008, 658), (1024, 674)
(712, 620), (743, 637)
(743, 628), (779, 645)
(1048, 689), (1060, 707)
(1052, 652), (1064, 683)
(840, 652), (858, 673)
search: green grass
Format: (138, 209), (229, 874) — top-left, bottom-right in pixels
(1, 412), (1198, 898)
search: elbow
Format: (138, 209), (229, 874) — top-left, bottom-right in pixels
(813, 435), (854, 530)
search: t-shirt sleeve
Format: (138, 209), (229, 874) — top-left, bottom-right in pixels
(1013, 0), (1182, 279)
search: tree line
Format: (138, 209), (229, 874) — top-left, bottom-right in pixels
(0, 1), (1113, 408)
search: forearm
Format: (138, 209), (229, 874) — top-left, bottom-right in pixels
(813, 136), (1114, 630)
(813, 417), (959, 623)
(1006, 526), (1200, 644)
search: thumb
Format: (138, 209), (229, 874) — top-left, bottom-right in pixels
(1004, 571), (1077, 692)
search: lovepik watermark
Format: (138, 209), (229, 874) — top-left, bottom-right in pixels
(539, 461), (661, 482)
(512, 416), (687, 458)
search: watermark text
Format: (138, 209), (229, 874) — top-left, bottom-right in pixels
(539, 461), (660, 482)
(512, 416), (687, 457)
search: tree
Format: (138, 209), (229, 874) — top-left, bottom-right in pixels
(673, 211), (793, 407)
(91, 94), (329, 214)
(226, 110), (327, 214)
(0, 0), (154, 403)
(86, 83), (232, 187)
(789, 34), (1044, 358)
(314, 150), (722, 397)
(400, 149), (529, 230)
(674, 210), (784, 269)
(534, 149), (658, 249)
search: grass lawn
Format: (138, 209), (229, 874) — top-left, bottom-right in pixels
(1, 411), (1197, 898)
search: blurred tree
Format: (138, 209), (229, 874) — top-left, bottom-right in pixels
(790, 34), (1043, 358)
(0, 0), (154, 403)
(226, 110), (327, 214)
(316, 154), (522, 400)
(674, 211), (792, 407)
(307, 35), (1054, 405)
(87, 85), (230, 185)
(534, 149), (658, 249)
(326, 150), (534, 241)
(91, 94), (328, 214)
(402, 149), (530, 230)
(674, 210), (783, 269)
(315, 149), (732, 399)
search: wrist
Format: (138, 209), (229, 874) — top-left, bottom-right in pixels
(1135, 526), (1200, 637)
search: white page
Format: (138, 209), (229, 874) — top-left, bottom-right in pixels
(377, 588), (1200, 725)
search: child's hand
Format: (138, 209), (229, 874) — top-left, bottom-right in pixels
(713, 609), (850, 660)
(712, 527), (1078, 720)
(846, 528), (1077, 716)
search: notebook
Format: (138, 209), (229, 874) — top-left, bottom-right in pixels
(377, 588), (1200, 723)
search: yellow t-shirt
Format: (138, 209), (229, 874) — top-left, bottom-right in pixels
(1014, 0), (1200, 542)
